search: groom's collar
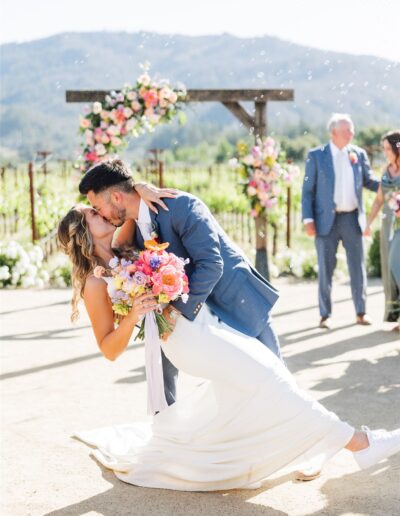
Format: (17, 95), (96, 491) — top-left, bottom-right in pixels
(136, 199), (152, 225)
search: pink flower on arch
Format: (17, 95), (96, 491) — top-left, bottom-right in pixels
(142, 89), (159, 109)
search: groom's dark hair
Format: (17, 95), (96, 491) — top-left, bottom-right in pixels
(79, 159), (135, 195)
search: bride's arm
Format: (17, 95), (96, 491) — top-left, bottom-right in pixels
(83, 277), (157, 361)
(113, 219), (136, 248)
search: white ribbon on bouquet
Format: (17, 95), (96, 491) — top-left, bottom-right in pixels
(136, 201), (169, 415)
(143, 311), (168, 415)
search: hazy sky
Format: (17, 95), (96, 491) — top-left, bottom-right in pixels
(1, 0), (399, 61)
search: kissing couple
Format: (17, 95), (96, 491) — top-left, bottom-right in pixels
(57, 158), (400, 491)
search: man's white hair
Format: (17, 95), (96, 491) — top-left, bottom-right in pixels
(327, 113), (354, 132)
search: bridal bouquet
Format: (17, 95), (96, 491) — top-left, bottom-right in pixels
(94, 239), (189, 337)
(387, 191), (400, 218)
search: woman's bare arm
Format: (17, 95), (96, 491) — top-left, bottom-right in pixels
(83, 276), (157, 361)
(364, 185), (384, 235)
(113, 219), (136, 248)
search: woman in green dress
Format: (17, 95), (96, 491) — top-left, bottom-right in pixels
(364, 130), (400, 332)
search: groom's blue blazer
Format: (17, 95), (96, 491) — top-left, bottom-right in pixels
(135, 192), (279, 338)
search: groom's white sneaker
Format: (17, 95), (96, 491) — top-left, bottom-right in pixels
(353, 426), (400, 470)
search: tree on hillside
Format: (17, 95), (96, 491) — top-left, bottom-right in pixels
(355, 126), (389, 166)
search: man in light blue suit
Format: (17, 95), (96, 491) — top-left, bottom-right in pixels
(302, 113), (379, 329)
(79, 159), (282, 406)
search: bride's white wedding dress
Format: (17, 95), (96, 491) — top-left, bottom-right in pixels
(75, 306), (354, 491)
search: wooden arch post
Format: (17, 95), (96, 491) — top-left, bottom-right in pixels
(66, 88), (294, 279)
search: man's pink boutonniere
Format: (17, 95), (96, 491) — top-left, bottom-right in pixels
(348, 151), (358, 164)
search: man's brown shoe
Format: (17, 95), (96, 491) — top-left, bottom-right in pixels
(356, 314), (373, 325)
(319, 317), (332, 329)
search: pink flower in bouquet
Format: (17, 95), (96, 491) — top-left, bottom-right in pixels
(152, 264), (184, 299)
(132, 271), (148, 285)
(250, 209), (258, 218)
(101, 134), (110, 144)
(387, 192), (400, 217)
(182, 274), (189, 294)
(135, 259), (153, 276)
(166, 253), (186, 272)
(247, 186), (257, 196)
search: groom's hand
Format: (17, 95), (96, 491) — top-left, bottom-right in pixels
(160, 306), (181, 341)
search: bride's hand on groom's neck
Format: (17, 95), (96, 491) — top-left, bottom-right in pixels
(135, 182), (178, 214)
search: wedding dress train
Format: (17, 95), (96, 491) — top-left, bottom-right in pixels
(75, 307), (354, 491)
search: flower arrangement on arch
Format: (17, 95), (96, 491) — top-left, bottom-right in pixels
(79, 65), (187, 171)
(231, 137), (300, 218)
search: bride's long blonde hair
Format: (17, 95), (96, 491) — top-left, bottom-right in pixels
(57, 205), (100, 321)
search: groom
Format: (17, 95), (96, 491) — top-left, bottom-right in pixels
(79, 159), (282, 406)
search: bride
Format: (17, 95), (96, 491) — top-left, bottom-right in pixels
(57, 199), (400, 491)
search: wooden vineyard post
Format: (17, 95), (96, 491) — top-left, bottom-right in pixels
(254, 99), (269, 279)
(286, 186), (292, 248)
(28, 162), (37, 242)
(255, 216), (269, 280)
(159, 159), (164, 188)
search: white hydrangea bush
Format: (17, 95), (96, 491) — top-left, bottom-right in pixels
(0, 241), (49, 288)
(272, 248), (347, 279)
(0, 241), (71, 288)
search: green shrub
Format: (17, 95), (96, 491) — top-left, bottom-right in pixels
(367, 229), (381, 277)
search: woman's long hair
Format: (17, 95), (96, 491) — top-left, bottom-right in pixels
(57, 205), (99, 321)
(382, 130), (400, 169)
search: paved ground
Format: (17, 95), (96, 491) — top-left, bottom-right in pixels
(1, 278), (399, 516)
